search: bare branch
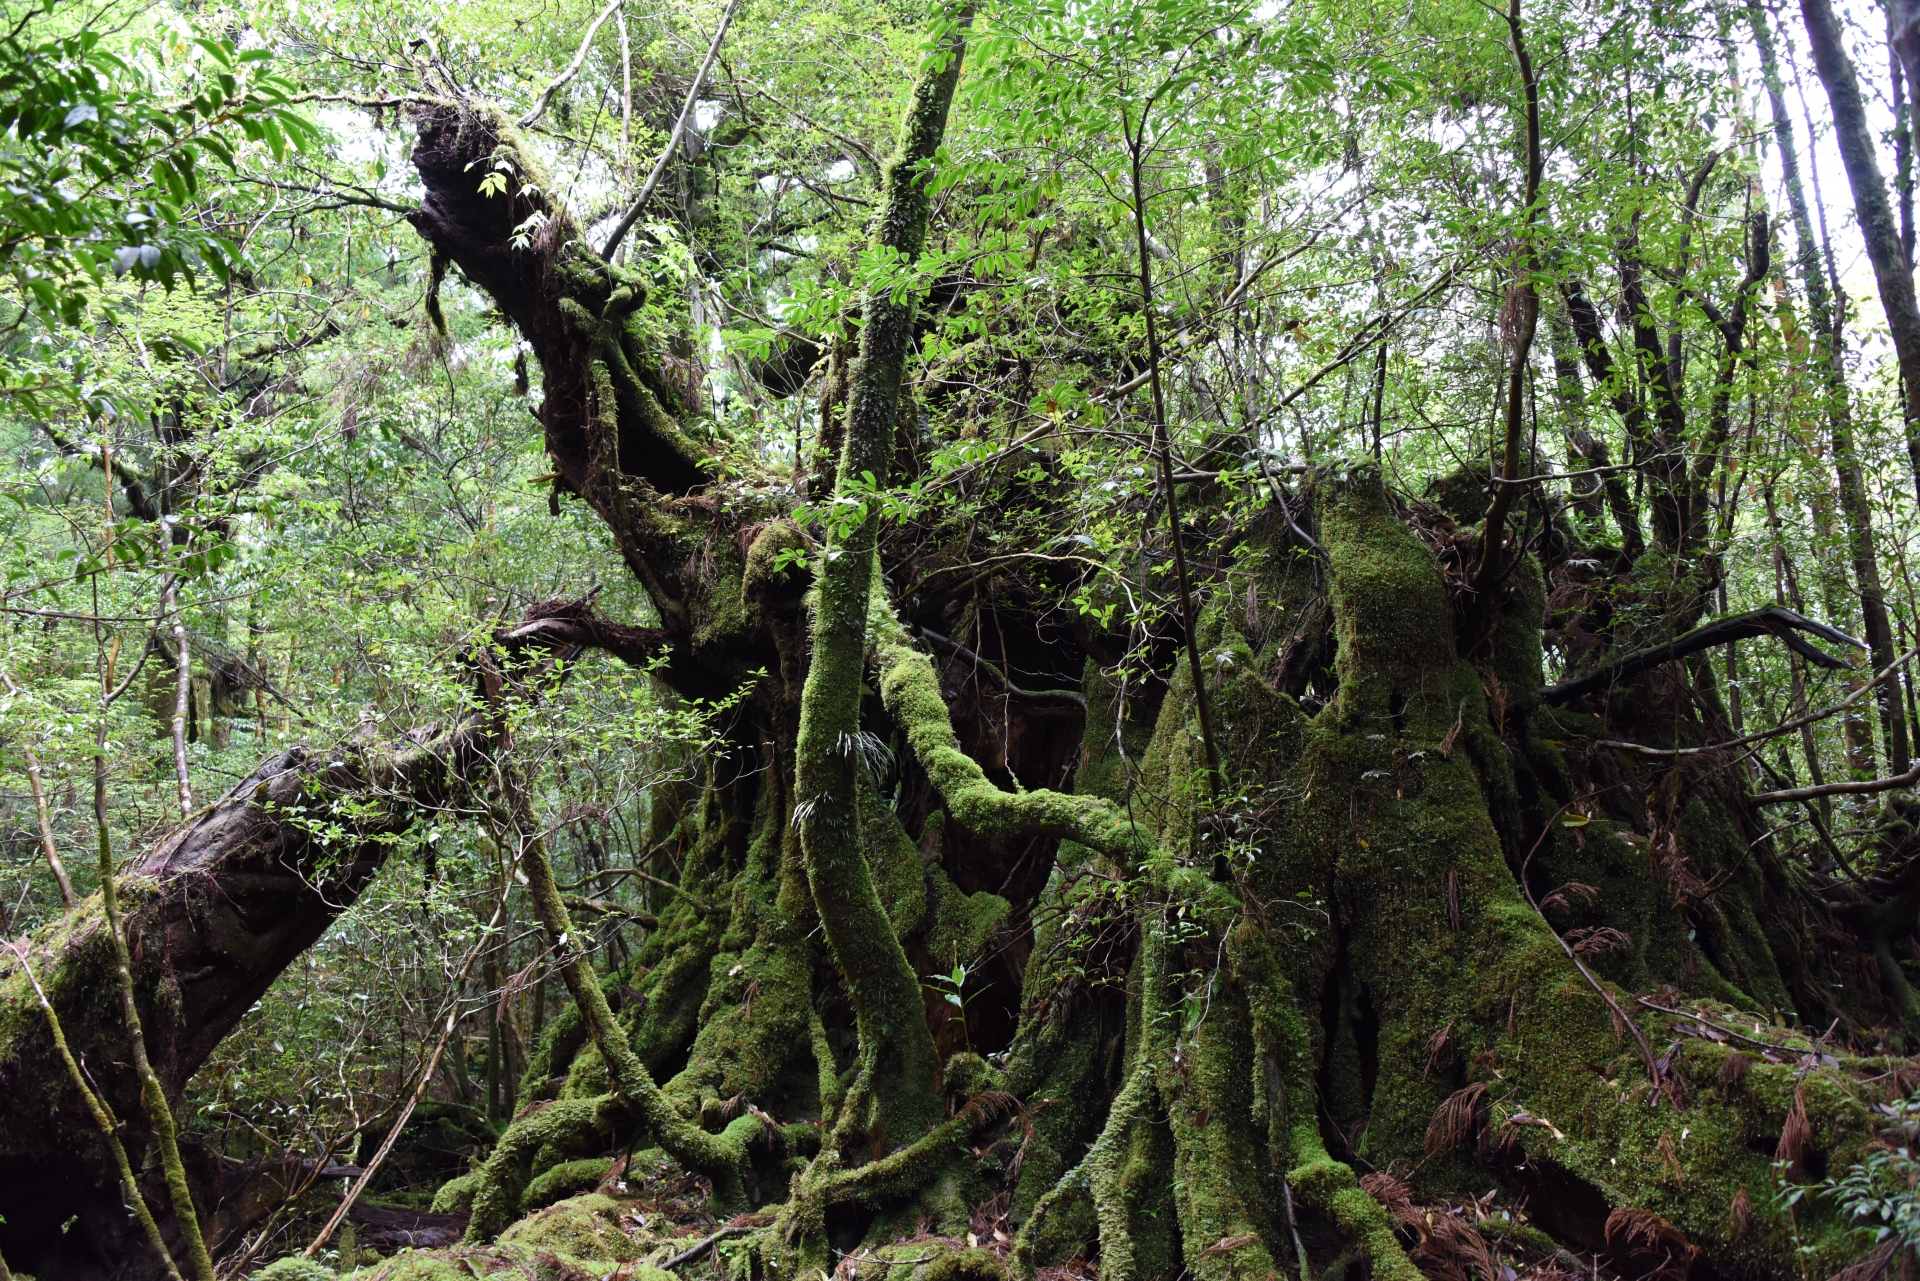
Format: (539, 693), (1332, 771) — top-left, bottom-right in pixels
(1542, 606), (1865, 706)
(601, 0), (745, 260)
(518, 0), (627, 130)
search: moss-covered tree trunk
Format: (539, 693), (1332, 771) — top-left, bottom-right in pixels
(0, 723), (484, 1280)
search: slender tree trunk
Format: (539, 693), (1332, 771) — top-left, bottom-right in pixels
(6, 941), (182, 1281)
(1755, 1), (1909, 770)
(1544, 309), (1607, 529)
(1766, 481), (1834, 825)
(23, 745), (75, 909)
(1800, 0), (1920, 508)
(1887, 0), (1920, 262)
(1474, 0), (1543, 619)
(793, 6), (971, 1150)
(1562, 284), (1648, 558)
(1124, 105), (1222, 800)
(1893, 30), (1915, 268)
(92, 614), (216, 1281)
(169, 582), (193, 820)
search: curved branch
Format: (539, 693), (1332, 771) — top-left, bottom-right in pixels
(1541, 605), (1865, 705)
(1751, 761), (1920, 807)
(518, 0), (626, 130)
(911, 624), (1086, 708)
(496, 598), (672, 666)
(600, 0), (745, 261)
(870, 586), (1144, 859)
(1591, 644), (1918, 757)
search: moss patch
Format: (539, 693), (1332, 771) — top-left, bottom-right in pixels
(255, 1257), (336, 1281)
(499, 1193), (651, 1263)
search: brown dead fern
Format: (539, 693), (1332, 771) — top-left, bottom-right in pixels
(1424, 1081), (1490, 1156)
(1605, 1206), (1699, 1281)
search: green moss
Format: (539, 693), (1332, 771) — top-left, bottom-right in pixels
(925, 874), (1009, 982)
(1074, 466), (1875, 1281)
(869, 588), (1146, 862)
(663, 786), (818, 1147)
(499, 1193), (649, 1264)
(741, 520), (811, 617)
(467, 1097), (619, 1241)
(430, 1172), (482, 1215)
(349, 1254), (466, 1281)
(523, 1159), (615, 1212)
(254, 1257), (336, 1281)
(920, 1247), (1009, 1281)
(560, 1043), (611, 1099)
(863, 775), (929, 937)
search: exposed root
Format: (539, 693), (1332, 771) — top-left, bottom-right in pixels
(780, 1086), (1020, 1246)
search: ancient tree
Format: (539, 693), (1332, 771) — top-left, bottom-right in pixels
(8, 4), (1920, 1281)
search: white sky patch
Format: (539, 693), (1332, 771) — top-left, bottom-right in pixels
(826, 158), (856, 183)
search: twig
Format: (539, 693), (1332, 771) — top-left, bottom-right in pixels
(519, 0), (627, 128)
(1470, 0), (1543, 608)
(2, 666), (77, 908)
(1098, 235), (1318, 399)
(90, 574), (216, 1281)
(1242, 261), (1465, 431)
(1124, 91), (1221, 801)
(1750, 761), (1920, 807)
(1256, 453), (1325, 558)
(24, 745), (76, 908)
(1542, 606), (1865, 706)
(565, 894), (659, 927)
(602, 0), (745, 260)
(1591, 644), (1918, 758)
(558, 864), (712, 914)
(1632, 997), (1813, 1055)
(304, 875), (516, 1257)
(1754, 753), (1871, 889)
(913, 625), (1086, 707)
(664, 1222), (755, 1268)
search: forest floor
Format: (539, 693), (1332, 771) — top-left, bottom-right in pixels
(316, 1151), (1588, 1281)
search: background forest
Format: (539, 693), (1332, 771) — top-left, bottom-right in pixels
(14, 0), (1920, 1277)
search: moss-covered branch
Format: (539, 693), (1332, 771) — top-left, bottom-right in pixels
(464, 765), (762, 1240)
(868, 589), (1147, 859)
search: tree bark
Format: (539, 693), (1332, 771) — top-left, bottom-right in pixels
(1756, 1), (1911, 772)
(793, 1), (970, 1155)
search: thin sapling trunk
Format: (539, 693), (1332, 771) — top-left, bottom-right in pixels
(1123, 97), (1224, 803)
(90, 590), (216, 1281)
(1473, 0), (1542, 623)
